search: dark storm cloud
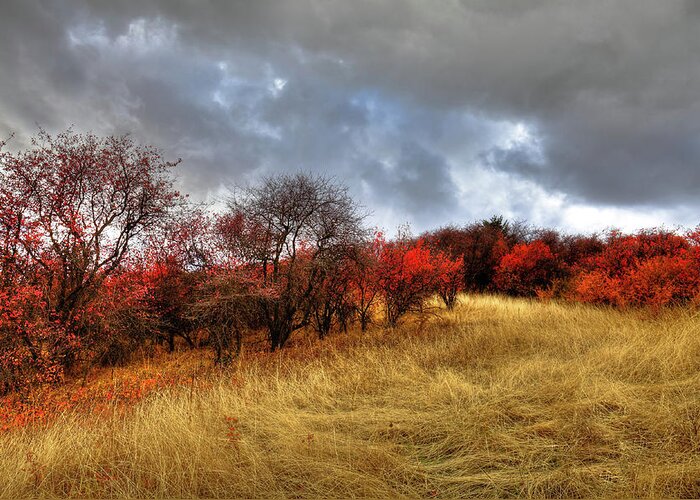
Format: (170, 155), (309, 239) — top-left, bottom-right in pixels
(1, 0), (699, 231)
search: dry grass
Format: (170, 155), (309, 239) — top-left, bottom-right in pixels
(2, 295), (700, 498)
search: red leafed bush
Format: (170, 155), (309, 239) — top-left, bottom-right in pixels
(580, 229), (689, 277)
(569, 229), (700, 307)
(493, 240), (561, 296)
(569, 270), (624, 306)
(85, 268), (157, 366)
(432, 251), (464, 310)
(0, 284), (80, 393)
(622, 255), (700, 307)
(377, 237), (442, 325)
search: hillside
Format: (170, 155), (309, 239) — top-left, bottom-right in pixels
(1, 295), (699, 498)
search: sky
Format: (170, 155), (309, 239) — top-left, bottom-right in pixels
(1, 0), (699, 234)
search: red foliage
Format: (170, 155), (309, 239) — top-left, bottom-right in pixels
(570, 229), (700, 307)
(623, 255), (700, 307)
(344, 234), (383, 331)
(493, 240), (561, 296)
(570, 270), (624, 306)
(0, 282), (77, 393)
(432, 250), (464, 310)
(462, 217), (524, 292)
(376, 237), (458, 325)
(0, 130), (180, 391)
(0, 371), (177, 433)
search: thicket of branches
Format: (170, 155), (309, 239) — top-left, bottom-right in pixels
(2, 130), (700, 394)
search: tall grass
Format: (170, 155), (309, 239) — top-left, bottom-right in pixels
(1, 295), (700, 497)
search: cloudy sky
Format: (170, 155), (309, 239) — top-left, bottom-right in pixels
(2, 1), (699, 233)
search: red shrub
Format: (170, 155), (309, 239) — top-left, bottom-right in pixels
(432, 250), (464, 310)
(493, 240), (560, 296)
(622, 255), (700, 307)
(570, 270), (624, 306)
(377, 238), (437, 325)
(569, 229), (700, 307)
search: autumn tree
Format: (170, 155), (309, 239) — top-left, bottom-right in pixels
(221, 173), (366, 351)
(137, 208), (218, 352)
(0, 129), (181, 378)
(557, 233), (605, 268)
(422, 226), (466, 309)
(423, 225), (471, 260)
(309, 251), (355, 339)
(87, 267), (158, 367)
(461, 217), (523, 292)
(433, 251), (464, 309)
(345, 234), (383, 331)
(189, 266), (268, 364)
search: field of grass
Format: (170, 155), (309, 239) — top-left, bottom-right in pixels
(1, 295), (700, 498)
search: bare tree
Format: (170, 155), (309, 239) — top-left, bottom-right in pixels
(221, 173), (366, 351)
(189, 268), (265, 364)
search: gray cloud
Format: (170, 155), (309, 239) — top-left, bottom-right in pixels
(1, 0), (699, 232)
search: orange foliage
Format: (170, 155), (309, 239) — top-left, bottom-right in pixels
(377, 237), (462, 324)
(493, 240), (561, 297)
(570, 229), (700, 307)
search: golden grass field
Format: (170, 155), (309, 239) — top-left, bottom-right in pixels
(1, 295), (700, 498)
